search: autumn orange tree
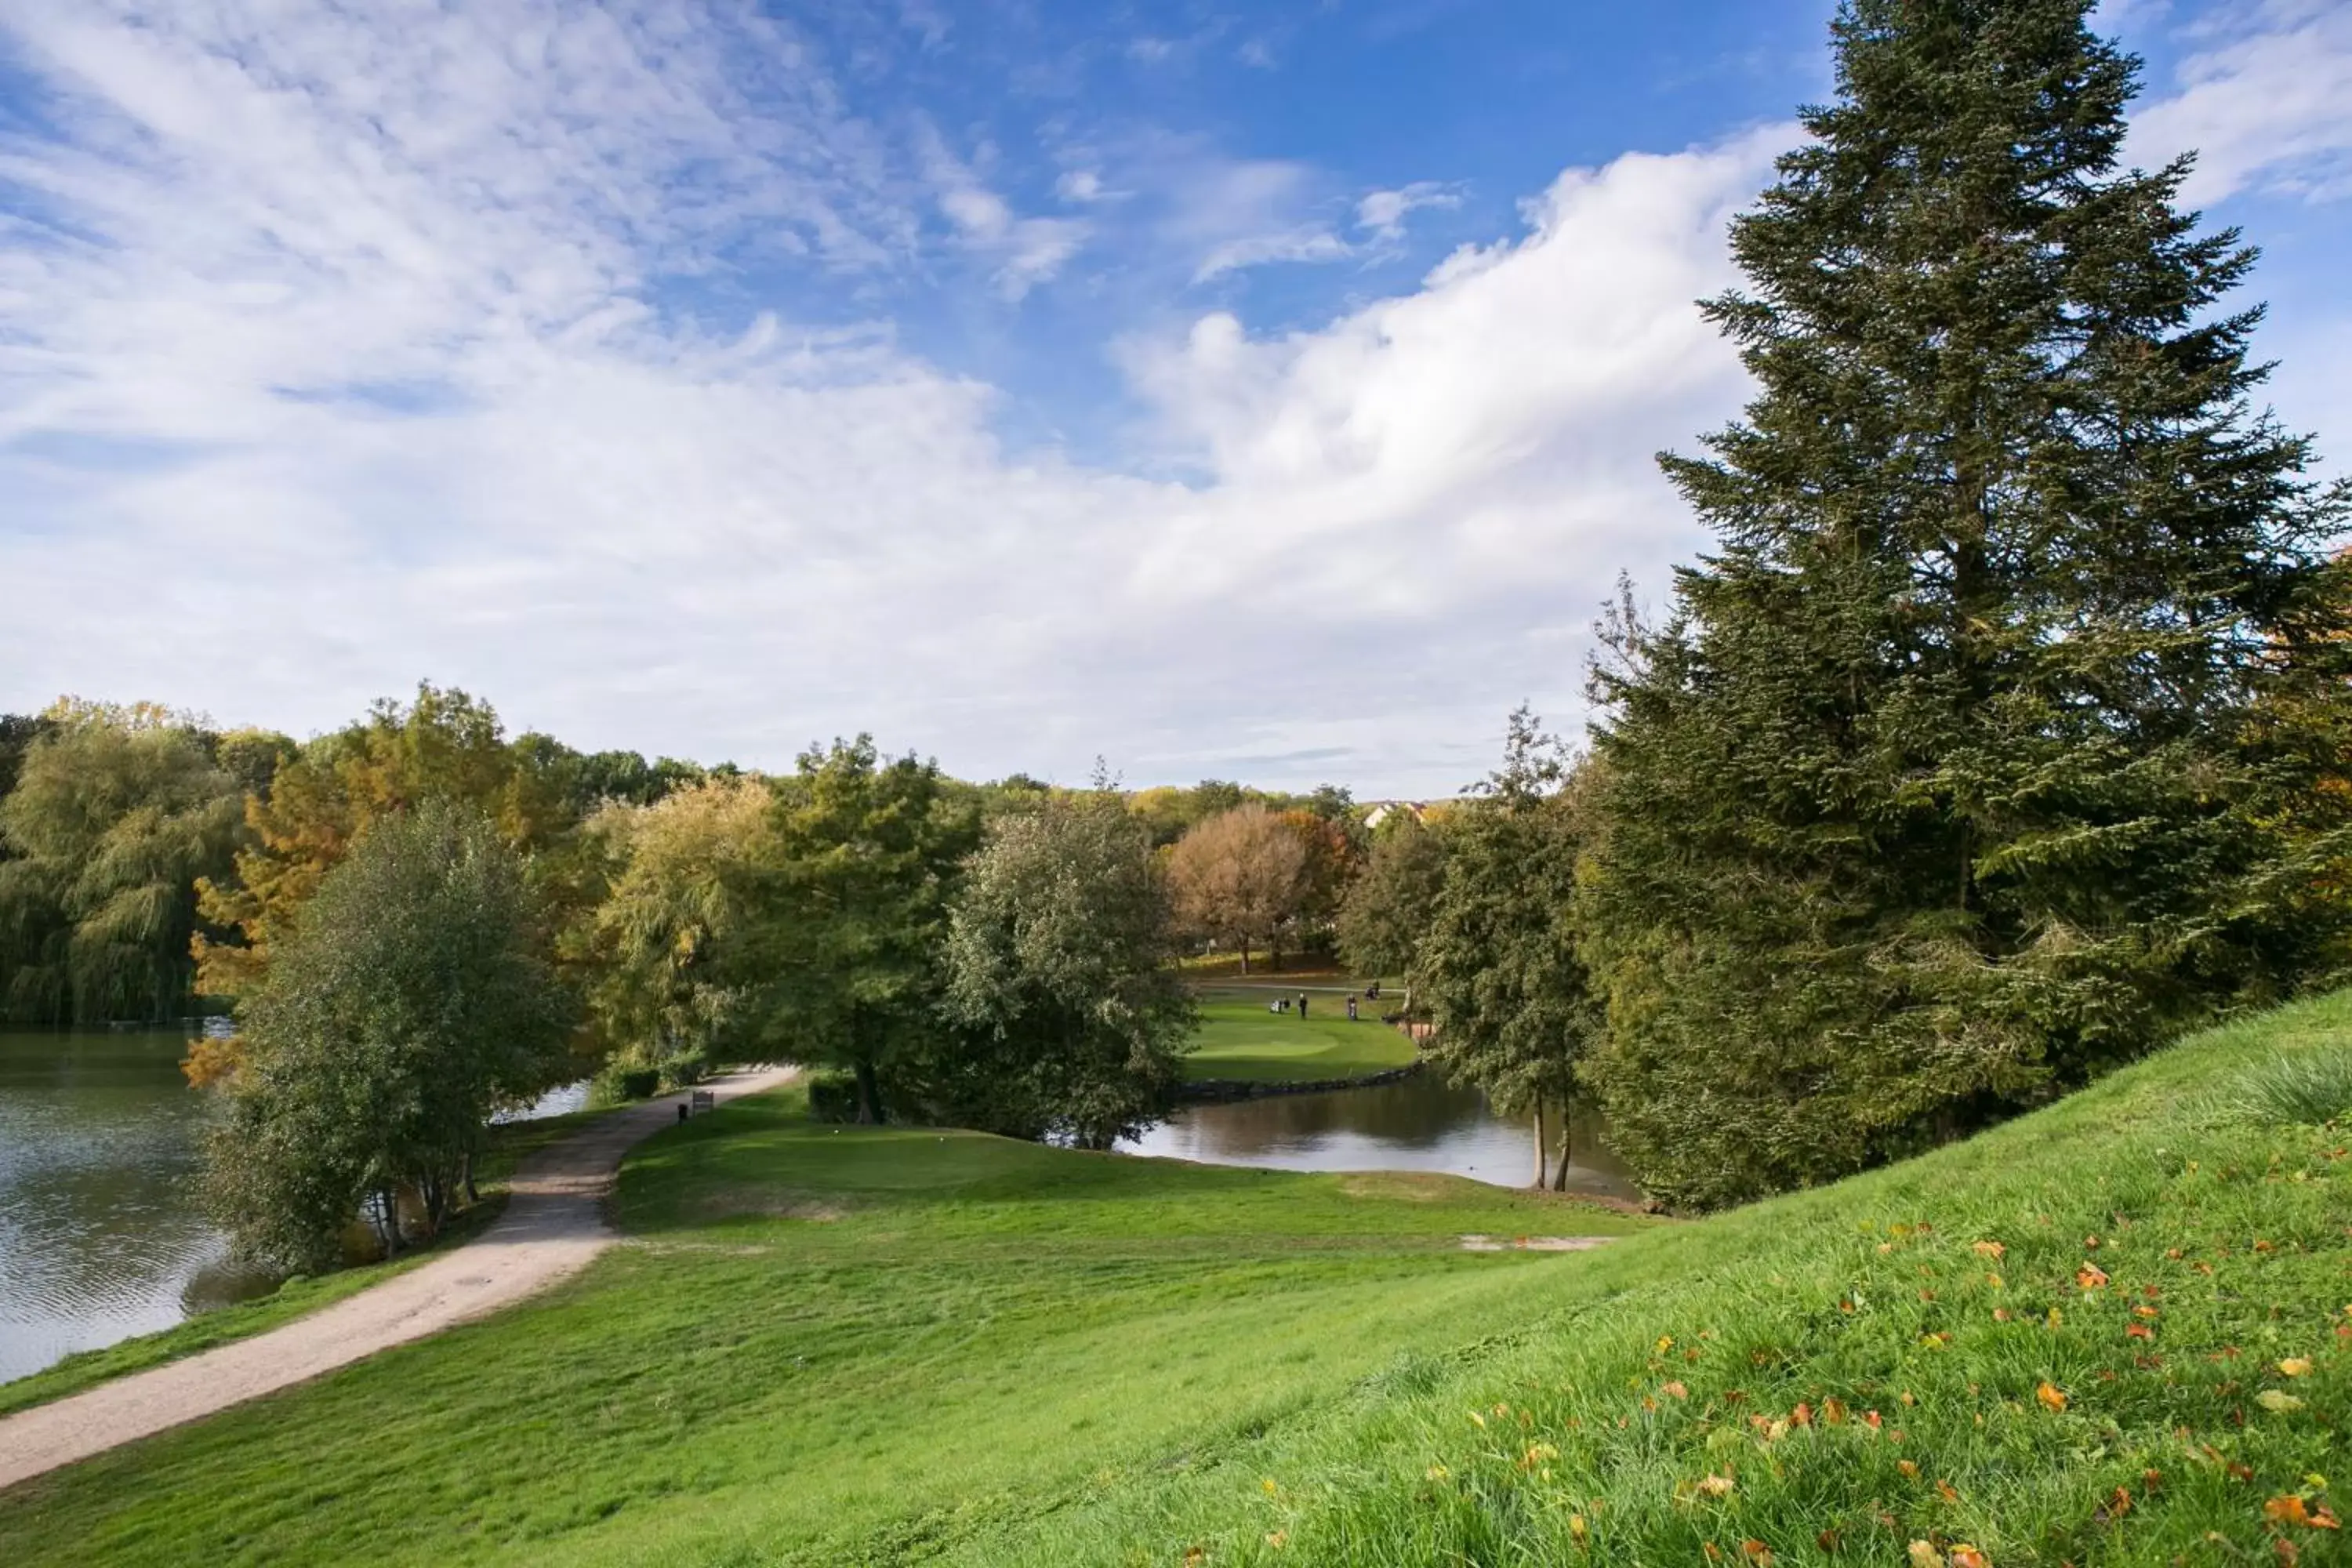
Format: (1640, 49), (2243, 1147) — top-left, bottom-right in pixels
(1166, 803), (1307, 973)
(192, 684), (570, 1004)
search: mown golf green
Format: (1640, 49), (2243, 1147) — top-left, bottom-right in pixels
(3, 991), (2347, 1565)
(1181, 985), (1419, 1083)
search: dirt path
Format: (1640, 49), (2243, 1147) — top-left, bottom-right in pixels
(0, 1065), (797, 1492)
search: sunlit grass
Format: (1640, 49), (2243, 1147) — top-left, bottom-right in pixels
(5, 993), (2347, 1564)
(0, 1094), (1642, 1565)
(1183, 989), (1418, 1083)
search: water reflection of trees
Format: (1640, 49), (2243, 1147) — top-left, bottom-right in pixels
(1156, 1077), (1639, 1197)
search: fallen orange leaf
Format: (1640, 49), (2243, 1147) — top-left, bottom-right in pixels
(2036, 1380), (2068, 1412)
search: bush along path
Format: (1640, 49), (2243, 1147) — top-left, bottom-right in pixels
(0, 1065), (797, 1490)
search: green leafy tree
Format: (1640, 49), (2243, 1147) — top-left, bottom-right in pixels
(204, 800), (573, 1269)
(1580, 0), (2352, 1209)
(0, 702), (242, 1025)
(1412, 710), (1594, 1189)
(732, 737), (980, 1124)
(935, 790), (1196, 1149)
(1336, 809), (1450, 993)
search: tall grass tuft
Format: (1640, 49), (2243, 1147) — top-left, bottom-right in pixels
(2218, 1047), (2352, 1127)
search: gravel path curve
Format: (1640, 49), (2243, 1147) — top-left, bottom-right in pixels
(0, 1064), (798, 1491)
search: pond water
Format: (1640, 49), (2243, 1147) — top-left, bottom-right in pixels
(1120, 1072), (1639, 1201)
(0, 1027), (594, 1388)
(0, 1025), (278, 1387)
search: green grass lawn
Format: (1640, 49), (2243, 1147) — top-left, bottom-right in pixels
(0, 1094), (1644, 1566)
(1182, 985), (1419, 1083)
(5, 992), (2349, 1565)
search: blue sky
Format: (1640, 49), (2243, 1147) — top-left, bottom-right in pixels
(1, 0), (2347, 794)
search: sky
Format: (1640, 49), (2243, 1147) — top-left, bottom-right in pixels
(1, 0), (2348, 796)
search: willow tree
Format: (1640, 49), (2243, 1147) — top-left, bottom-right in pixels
(1337, 810), (1450, 999)
(576, 775), (771, 1080)
(1413, 710), (1594, 1190)
(0, 702), (242, 1025)
(1581, 0), (2352, 1208)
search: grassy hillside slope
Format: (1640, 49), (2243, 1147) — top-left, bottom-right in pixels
(946, 993), (2352, 1566)
(3, 992), (2346, 1566)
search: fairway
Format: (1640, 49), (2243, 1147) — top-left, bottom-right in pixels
(1182, 984), (1420, 1083)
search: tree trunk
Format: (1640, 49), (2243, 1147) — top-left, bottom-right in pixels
(1240, 939), (1250, 976)
(853, 1055), (884, 1124)
(463, 1152), (479, 1205)
(1531, 1102), (1548, 1189)
(1550, 1105), (1573, 1192)
(377, 1186), (401, 1256)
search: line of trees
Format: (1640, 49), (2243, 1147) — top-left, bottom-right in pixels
(0, 695), (1228, 1265)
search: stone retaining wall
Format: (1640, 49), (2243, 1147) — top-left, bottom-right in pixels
(1177, 1059), (1425, 1103)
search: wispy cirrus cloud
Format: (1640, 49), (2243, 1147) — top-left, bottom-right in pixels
(2129, 0), (2352, 204)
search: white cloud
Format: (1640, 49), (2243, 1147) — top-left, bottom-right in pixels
(1356, 182), (1461, 241)
(1158, 158), (1356, 284)
(0, 0), (1784, 793)
(916, 125), (1088, 299)
(2129, 2), (2352, 204)
(1192, 225), (1352, 281)
(1126, 129), (1782, 603)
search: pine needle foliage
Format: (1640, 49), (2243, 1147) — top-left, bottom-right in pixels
(1581, 0), (2352, 1208)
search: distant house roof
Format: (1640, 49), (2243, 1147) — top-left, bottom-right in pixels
(1361, 800), (1426, 830)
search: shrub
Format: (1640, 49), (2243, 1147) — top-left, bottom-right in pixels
(595, 1065), (661, 1103)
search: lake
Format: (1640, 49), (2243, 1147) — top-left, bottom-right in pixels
(1120, 1072), (1639, 1200)
(0, 1027), (593, 1388)
(0, 1025), (278, 1387)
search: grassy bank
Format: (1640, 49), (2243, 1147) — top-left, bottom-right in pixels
(0, 1105), (606, 1418)
(1183, 985), (1418, 1084)
(4, 992), (2347, 1564)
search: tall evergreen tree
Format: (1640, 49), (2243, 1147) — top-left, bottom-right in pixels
(1581, 0), (2352, 1208)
